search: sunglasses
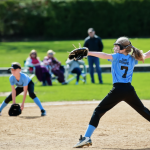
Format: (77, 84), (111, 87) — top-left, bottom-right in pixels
(31, 53), (36, 55)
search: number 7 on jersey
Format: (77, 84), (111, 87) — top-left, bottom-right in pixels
(121, 66), (128, 78)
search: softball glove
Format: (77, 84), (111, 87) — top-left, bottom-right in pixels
(68, 47), (89, 60)
(8, 104), (22, 116)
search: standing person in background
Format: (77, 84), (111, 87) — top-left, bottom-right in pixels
(84, 28), (103, 84)
(43, 50), (67, 85)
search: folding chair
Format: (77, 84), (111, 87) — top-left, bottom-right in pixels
(64, 63), (87, 83)
(22, 60), (37, 82)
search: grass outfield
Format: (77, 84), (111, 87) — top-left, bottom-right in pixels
(0, 72), (150, 103)
(0, 38), (150, 67)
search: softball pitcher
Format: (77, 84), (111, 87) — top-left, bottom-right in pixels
(73, 37), (150, 148)
(0, 62), (46, 116)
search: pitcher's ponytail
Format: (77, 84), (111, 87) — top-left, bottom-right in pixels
(131, 46), (144, 62)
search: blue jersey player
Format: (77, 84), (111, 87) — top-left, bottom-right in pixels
(0, 62), (46, 116)
(73, 37), (150, 148)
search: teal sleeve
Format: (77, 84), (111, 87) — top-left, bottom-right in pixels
(108, 53), (119, 62)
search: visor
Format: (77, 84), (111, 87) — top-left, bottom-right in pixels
(114, 42), (132, 50)
(114, 43), (124, 50)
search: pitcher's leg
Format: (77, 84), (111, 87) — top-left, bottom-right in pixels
(125, 90), (150, 122)
(84, 87), (122, 139)
(89, 87), (123, 128)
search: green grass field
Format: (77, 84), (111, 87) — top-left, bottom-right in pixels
(0, 38), (150, 103)
(0, 38), (150, 67)
(0, 72), (150, 103)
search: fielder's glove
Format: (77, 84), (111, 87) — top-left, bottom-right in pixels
(68, 47), (89, 60)
(8, 104), (22, 116)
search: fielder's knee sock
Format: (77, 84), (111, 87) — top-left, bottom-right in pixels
(84, 124), (96, 137)
(33, 97), (44, 110)
(0, 101), (7, 112)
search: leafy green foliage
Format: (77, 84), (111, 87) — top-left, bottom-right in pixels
(1, 0), (150, 39)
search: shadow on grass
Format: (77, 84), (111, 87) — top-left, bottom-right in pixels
(19, 116), (41, 119)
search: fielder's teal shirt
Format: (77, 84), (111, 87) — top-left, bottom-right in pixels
(9, 72), (31, 87)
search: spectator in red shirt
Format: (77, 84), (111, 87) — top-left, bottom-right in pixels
(25, 50), (52, 86)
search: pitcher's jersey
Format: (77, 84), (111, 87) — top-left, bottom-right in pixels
(9, 72), (31, 87)
(108, 53), (138, 84)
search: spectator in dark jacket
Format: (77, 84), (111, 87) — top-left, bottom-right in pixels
(84, 28), (103, 84)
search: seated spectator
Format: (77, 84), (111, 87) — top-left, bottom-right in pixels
(66, 58), (85, 85)
(25, 50), (52, 86)
(43, 50), (67, 85)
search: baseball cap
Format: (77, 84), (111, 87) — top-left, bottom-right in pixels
(8, 63), (21, 70)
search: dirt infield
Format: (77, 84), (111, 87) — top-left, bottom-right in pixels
(1, 100), (150, 150)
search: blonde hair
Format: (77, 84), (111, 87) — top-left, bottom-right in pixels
(115, 37), (144, 61)
(29, 49), (37, 58)
(11, 62), (21, 68)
